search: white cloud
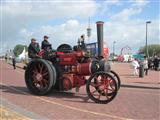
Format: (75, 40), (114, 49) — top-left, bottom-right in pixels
(2, 0), (98, 19)
(20, 18), (159, 55)
(104, 0), (120, 5)
(1, 0), (98, 54)
(129, 0), (149, 7)
(98, 0), (122, 16)
(19, 19), (88, 48)
(111, 8), (142, 21)
(0, 0), (158, 56)
(20, 29), (33, 37)
(104, 19), (159, 54)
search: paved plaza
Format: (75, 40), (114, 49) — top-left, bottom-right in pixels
(0, 60), (160, 120)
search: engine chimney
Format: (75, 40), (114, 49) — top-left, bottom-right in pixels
(96, 21), (104, 57)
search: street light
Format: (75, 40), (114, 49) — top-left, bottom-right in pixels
(146, 21), (151, 58)
(113, 41), (116, 57)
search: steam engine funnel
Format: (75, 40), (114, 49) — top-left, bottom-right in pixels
(96, 21), (104, 57)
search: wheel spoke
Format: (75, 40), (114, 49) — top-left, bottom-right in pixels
(90, 82), (98, 87)
(106, 94), (109, 99)
(97, 92), (101, 100)
(43, 68), (48, 73)
(42, 72), (48, 77)
(33, 79), (38, 83)
(109, 80), (115, 91)
(37, 63), (41, 72)
(34, 66), (39, 73)
(42, 79), (49, 86)
(91, 89), (98, 94)
(107, 88), (114, 92)
(90, 81), (103, 87)
(39, 81), (44, 89)
(32, 74), (38, 83)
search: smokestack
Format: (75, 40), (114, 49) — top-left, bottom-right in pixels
(96, 21), (104, 57)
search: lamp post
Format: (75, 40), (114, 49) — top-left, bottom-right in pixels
(113, 41), (116, 58)
(146, 21), (151, 58)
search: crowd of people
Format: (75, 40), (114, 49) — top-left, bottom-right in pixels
(131, 55), (160, 76)
(148, 56), (160, 71)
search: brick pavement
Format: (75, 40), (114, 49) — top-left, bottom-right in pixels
(1, 60), (160, 120)
(14, 61), (160, 89)
(111, 62), (160, 88)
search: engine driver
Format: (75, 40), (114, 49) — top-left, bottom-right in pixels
(28, 38), (40, 58)
(41, 35), (52, 51)
(80, 34), (87, 51)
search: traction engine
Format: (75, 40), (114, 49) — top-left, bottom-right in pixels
(25, 21), (121, 104)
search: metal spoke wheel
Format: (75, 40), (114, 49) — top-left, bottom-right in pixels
(86, 72), (118, 104)
(25, 59), (56, 95)
(110, 70), (121, 90)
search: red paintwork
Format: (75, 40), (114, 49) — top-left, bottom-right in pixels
(58, 53), (77, 65)
(76, 63), (90, 75)
(37, 49), (96, 91)
(62, 74), (86, 90)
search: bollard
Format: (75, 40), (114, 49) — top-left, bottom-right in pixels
(139, 64), (144, 78)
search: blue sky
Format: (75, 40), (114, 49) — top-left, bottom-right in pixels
(0, 0), (159, 55)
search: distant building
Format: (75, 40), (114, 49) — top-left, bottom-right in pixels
(86, 42), (109, 58)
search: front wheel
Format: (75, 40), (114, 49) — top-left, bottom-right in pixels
(110, 70), (121, 90)
(86, 72), (118, 104)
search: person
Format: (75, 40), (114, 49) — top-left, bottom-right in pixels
(12, 57), (16, 69)
(153, 56), (159, 71)
(148, 57), (152, 70)
(143, 56), (148, 75)
(5, 54), (7, 62)
(28, 38), (40, 58)
(131, 58), (139, 76)
(80, 34), (87, 51)
(41, 35), (52, 51)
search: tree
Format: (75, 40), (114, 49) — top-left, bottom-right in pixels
(139, 44), (160, 57)
(13, 44), (28, 57)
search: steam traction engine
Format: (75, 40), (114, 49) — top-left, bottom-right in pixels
(25, 21), (121, 104)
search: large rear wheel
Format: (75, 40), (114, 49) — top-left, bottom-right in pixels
(25, 59), (56, 95)
(86, 72), (117, 104)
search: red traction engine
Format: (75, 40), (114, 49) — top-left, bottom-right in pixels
(25, 21), (120, 104)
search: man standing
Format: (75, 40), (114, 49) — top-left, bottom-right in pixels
(131, 58), (140, 76)
(41, 35), (52, 51)
(12, 57), (16, 69)
(153, 56), (159, 71)
(143, 56), (148, 75)
(28, 38), (40, 58)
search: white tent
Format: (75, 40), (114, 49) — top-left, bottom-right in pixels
(18, 47), (28, 60)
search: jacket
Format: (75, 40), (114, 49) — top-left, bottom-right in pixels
(41, 40), (52, 50)
(28, 43), (40, 58)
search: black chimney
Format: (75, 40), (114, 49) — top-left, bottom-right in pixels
(96, 21), (104, 57)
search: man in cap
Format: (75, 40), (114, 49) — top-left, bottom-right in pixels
(28, 38), (40, 58)
(80, 34), (87, 51)
(41, 35), (52, 51)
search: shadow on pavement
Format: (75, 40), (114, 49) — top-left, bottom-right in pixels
(0, 85), (30, 95)
(0, 84), (92, 104)
(119, 74), (140, 78)
(45, 90), (92, 104)
(133, 82), (160, 84)
(121, 84), (160, 90)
